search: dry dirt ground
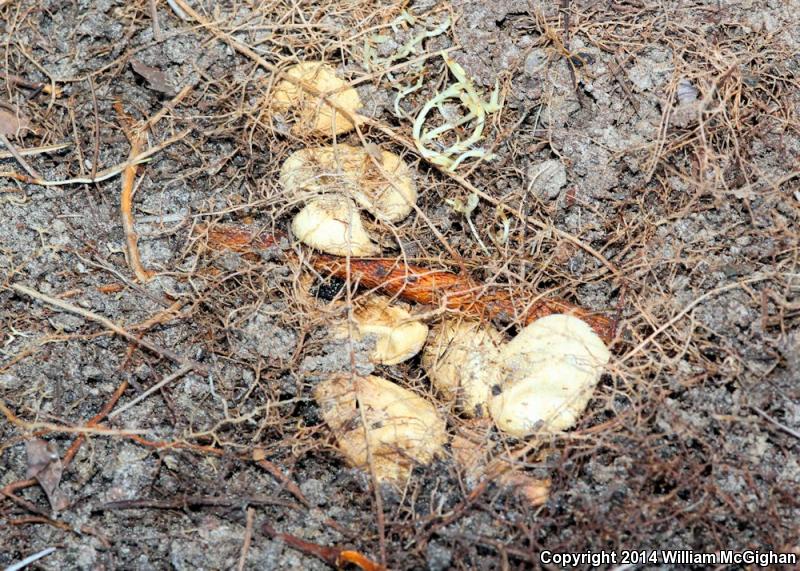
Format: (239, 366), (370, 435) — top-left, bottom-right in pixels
(1, 0), (799, 569)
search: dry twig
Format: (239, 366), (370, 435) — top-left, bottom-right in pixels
(115, 101), (153, 282)
(0, 128), (191, 186)
(237, 507), (256, 571)
(10, 283), (208, 374)
(261, 523), (386, 571)
(199, 225), (614, 341)
(107, 365), (193, 419)
(0, 132), (41, 179)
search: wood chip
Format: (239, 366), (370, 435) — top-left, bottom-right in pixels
(130, 59), (176, 95)
(25, 439), (69, 511)
(0, 108), (31, 137)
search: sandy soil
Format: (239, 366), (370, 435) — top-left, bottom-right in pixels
(1, 0), (798, 569)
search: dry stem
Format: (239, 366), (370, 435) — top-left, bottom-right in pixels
(10, 283), (207, 374)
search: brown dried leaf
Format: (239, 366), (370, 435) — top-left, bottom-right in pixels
(25, 439), (69, 511)
(130, 59), (176, 95)
(452, 422), (550, 507)
(496, 472), (551, 507)
(0, 108), (31, 136)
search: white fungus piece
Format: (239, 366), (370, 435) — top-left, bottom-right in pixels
(280, 144), (417, 222)
(272, 62), (362, 136)
(314, 374), (447, 482)
(421, 320), (505, 418)
(335, 296), (428, 365)
(489, 314), (611, 437)
(291, 195), (379, 256)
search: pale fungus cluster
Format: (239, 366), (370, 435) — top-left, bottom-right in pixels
(334, 296), (428, 366)
(290, 194), (379, 257)
(272, 62), (362, 136)
(285, 144), (418, 257)
(281, 145), (417, 223)
(423, 314), (610, 437)
(272, 60), (612, 485)
(314, 374), (447, 482)
(421, 319), (504, 418)
(275, 63), (417, 256)
(315, 295), (435, 482)
(315, 309), (610, 483)
(489, 314), (611, 437)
